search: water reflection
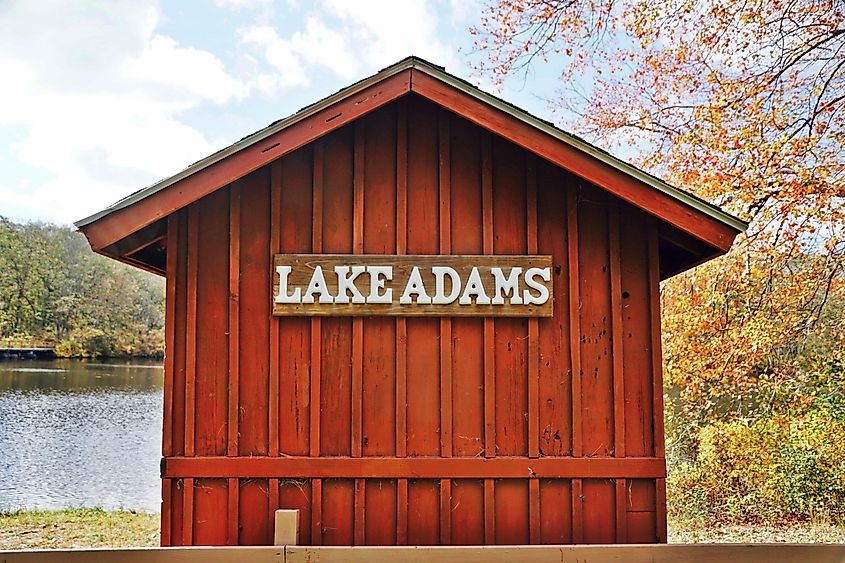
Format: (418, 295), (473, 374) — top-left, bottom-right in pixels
(0, 359), (163, 512)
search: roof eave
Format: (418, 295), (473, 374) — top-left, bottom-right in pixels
(76, 56), (747, 246)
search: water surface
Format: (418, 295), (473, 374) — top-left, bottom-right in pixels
(0, 359), (162, 512)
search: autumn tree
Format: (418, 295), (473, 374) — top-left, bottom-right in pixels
(474, 0), (845, 418)
(0, 218), (165, 356)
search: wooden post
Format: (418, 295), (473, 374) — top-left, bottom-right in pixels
(274, 509), (300, 546)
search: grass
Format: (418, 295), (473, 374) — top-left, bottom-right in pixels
(0, 508), (159, 549)
(1, 509), (843, 549)
(668, 518), (845, 543)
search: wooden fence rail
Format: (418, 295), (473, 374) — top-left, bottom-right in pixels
(2, 544), (844, 563)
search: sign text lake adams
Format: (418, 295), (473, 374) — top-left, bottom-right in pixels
(272, 255), (554, 317)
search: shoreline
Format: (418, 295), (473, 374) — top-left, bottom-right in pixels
(1, 509), (843, 549)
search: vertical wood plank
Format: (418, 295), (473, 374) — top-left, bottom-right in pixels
(649, 221), (668, 543)
(482, 131), (495, 460)
(183, 478), (194, 546)
(405, 97), (441, 546)
(239, 479), (271, 545)
(484, 479), (495, 544)
(161, 479), (172, 546)
(268, 479), (279, 541)
(163, 216), (177, 458)
(354, 479), (366, 545)
(537, 163), (572, 460)
(226, 184), (240, 546)
(491, 137), (529, 544)
(161, 213), (178, 547)
(572, 478), (583, 544)
(237, 168), (272, 543)
(311, 141), (324, 546)
(609, 203), (627, 544)
(567, 184), (584, 545)
(169, 211), (188, 545)
(616, 478), (627, 543)
(529, 479), (540, 544)
(649, 222), (666, 459)
(610, 205), (625, 459)
(311, 478), (323, 545)
(278, 480), (311, 546)
(277, 147), (313, 461)
(360, 106), (398, 546)
(396, 98), (409, 464)
(567, 186), (581, 460)
(268, 161), (282, 525)
(310, 141), (323, 459)
(539, 480), (572, 544)
(449, 117), (485, 545)
(193, 189), (230, 545)
(438, 112), (453, 545)
(320, 125), (355, 545)
(656, 478), (668, 543)
(227, 477), (239, 545)
(352, 122), (365, 545)
(185, 205), (199, 459)
(269, 161), (281, 459)
(439, 112), (453, 458)
(395, 101), (409, 548)
(352, 122), (364, 460)
(527, 155), (539, 460)
(397, 479), (408, 545)
(228, 183), (240, 458)
(582, 479), (616, 543)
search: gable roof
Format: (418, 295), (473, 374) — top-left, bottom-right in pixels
(76, 56), (746, 276)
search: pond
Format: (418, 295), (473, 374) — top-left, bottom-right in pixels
(0, 359), (162, 513)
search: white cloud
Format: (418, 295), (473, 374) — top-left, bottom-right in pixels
(321, 0), (458, 71)
(240, 0), (461, 95)
(239, 25), (311, 89)
(0, 0), (250, 224)
(291, 17), (360, 79)
(215, 0), (273, 8)
(0, 0), (468, 225)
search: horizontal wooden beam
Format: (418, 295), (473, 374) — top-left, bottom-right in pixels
(103, 219), (167, 257)
(162, 455), (666, 479)
(410, 70), (740, 253)
(81, 70), (412, 252)
(3, 544), (845, 562)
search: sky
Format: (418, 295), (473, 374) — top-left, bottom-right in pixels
(0, 0), (567, 226)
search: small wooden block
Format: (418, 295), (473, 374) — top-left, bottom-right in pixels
(274, 509), (300, 546)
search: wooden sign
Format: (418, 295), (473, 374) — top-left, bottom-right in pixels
(272, 254), (553, 317)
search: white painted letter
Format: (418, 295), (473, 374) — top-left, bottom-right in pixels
(432, 266), (461, 304)
(491, 267), (523, 305)
(400, 266), (432, 304)
(459, 267), (491, 305)
(523, 267), (551, 305)
(301, 265), (334, 304)
(274, 265), (301, 303)
(367, 266), (393, 304)
(334, 265), (367, 304)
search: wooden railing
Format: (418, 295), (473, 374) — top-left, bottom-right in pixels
(1, 543), (844, 562)
(1, 513), (843, 562)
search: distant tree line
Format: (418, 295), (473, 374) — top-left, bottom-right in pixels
(0, 217), (164, 357)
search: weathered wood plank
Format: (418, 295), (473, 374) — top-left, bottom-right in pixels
(164, 455), (668, 480)
(5, 544), (845, 563)
(272, 254), (553, 317)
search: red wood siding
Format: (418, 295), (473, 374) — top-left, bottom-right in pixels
(162, 95), (665, 546)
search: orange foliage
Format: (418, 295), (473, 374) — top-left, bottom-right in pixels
(474, 0), (845, 403)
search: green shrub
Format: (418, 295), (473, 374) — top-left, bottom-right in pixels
(668, 410), (845, 523)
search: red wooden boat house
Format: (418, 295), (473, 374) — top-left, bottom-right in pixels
(76, 57), (745, 547)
